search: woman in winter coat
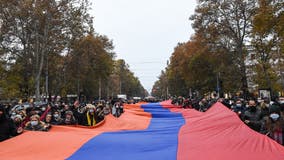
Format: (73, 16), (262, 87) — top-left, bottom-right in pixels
(25, 114), (48, 131)
(263, 105), (284, 145)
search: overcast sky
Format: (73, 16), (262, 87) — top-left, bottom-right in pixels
(91, 0), (197, 93)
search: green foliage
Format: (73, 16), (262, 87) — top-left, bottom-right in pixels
(153, 0), (283, 97)
(0, 0), (145, 100)
(250, 0), (284, 93)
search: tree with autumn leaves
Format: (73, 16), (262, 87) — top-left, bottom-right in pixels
(153, 0), (284, 98)
(251, 0), (284, 93)
(0, 0), (146, 101)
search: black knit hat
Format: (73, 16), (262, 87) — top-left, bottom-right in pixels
(269, 104), (281, 114)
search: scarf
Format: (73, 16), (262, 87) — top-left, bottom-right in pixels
(87, 112), (96, 126)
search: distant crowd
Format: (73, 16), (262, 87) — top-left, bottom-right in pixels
(0, 98), (125, 142)
(171, 96), (284, 146)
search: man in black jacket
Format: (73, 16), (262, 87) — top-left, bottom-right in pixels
(0, 105), (23, 142)
(242, 100), (263, 132)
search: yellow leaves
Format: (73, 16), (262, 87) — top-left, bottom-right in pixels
(253, 4), (275, 35)
(276, 9), (284, 37)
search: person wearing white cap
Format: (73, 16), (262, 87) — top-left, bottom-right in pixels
(83, 104), (98, 126)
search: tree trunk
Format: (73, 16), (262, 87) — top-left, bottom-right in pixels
(99, 77), (101, 100)
(35, 23), (40, 101)
(35, 14), (49, 102)
(239, 45), (249, 99)
(263, 65), (272, 92)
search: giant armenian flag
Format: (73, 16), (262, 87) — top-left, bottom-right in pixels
(0, 101), (284, 160)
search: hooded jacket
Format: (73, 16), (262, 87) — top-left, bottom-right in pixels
(0, 105), (18, 142)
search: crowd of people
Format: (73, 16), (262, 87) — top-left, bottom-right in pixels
(1, 95), (284, 147)
(171, 96), (284, 145)
(0, 98), (124, 142)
